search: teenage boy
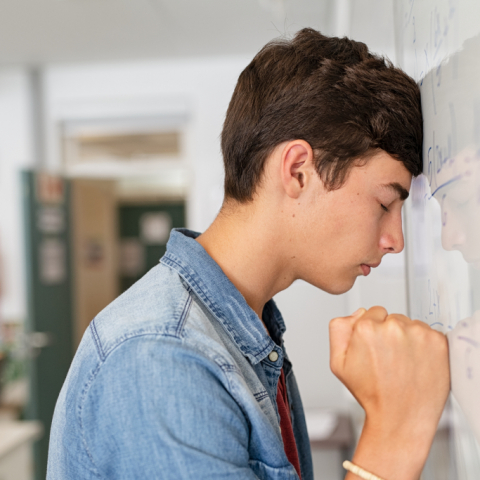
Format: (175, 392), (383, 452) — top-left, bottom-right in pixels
(47, 29), (450, 480)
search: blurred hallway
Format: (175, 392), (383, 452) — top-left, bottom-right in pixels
(0, 1), (402, 478)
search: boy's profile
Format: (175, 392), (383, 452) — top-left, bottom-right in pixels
(47, 29), (450, 480)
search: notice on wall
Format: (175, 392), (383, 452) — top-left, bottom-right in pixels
(120, 239), (145, 277)
(83, 238), (105, 268)
(36, 172), (65, 204)
(39, 238), (66, 285)
(140, 212), (171, 245)
(37, 206), (65, 234)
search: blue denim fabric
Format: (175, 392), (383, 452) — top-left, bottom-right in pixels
(47, 229), (313, 479)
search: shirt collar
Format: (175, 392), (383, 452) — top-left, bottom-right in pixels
(160, 228), (286, 364)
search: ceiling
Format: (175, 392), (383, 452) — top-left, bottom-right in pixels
(0, 0), (334, 65)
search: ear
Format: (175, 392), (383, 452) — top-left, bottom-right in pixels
(280, 140), (314, 199)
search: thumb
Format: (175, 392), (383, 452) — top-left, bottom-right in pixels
(352, 307), (367, 319)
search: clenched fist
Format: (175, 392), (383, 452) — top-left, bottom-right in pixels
(329, 306), (450, 480)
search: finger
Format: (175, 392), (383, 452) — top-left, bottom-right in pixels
(405, 317), (438, 331)
(329, 308), (368, 375)
(329, 308), (366, 351)
(330, 314), (359, 375)
(385, 313), (414, 326)
(411, 318), (431, 329)
(351, 307), (367, 319)
(362, 305), (389, 323)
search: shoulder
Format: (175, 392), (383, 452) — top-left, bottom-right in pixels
(91, 263), (193, 356)
(50, 263), (263, 478)
(88, 262), (239, 372)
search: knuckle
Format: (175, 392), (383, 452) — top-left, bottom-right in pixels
(412, 323), (448, 351)
(411, 322), (427, 336)
(406, 323), (432, 345)
(388, 313), (409, 323)
(329, 315), (353, 332)
(385, 314), (402, 324)
(412, 319), (426, 328)
(329, 316), (342, 327)
(355, 318), (376, 336)
(329, 317), (343, 333)
(370, 305), (388, 317)
(330, 359), (343, 379)
(384, 318), (405, 337)
(385, 316), (401, 328)
(434, 331), (449, 350)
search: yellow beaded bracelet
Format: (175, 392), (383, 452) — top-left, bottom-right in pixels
(343, 460), (386, 480)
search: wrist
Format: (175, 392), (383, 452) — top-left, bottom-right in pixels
(363, 410), (438, 448)
(350, 417), (434, 480)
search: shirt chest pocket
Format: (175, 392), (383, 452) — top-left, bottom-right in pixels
(249, 459), (300, 480)
(252, 389), (282, 431)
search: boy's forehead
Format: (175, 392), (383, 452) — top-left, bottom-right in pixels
(350, 151), (413, 190)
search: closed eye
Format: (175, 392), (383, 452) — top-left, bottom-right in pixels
(381, 204), (389, 212)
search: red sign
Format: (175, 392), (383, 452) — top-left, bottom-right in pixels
(36, 172), (65, 204)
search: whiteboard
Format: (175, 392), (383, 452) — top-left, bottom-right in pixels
(394, 0), (480, 478)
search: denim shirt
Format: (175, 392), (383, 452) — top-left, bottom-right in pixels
(47, 229), (313, 480)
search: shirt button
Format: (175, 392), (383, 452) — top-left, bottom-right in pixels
(268, 351), (279, 362)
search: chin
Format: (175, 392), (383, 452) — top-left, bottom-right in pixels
(328, 283), (356, 295)
(309, 276), (357, 295)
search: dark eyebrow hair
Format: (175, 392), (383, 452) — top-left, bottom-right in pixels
(382, 182), (410, 201)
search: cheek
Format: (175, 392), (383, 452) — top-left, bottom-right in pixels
(353, 217), (387, 261)
(311, 194), (381, 260)
(330, 196), (369, 228)
(328, 214), (379, 264)
(340, 203), (380, 239)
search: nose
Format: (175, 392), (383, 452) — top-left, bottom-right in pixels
(379, 211), (404, 254)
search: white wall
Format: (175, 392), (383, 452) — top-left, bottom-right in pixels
(275, 282), (349, 409)
(0, 69), (33, 322)
(348, 0), (397, 62)
(42, 56), (251, 232)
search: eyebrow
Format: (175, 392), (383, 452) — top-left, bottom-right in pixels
(381, 182), (410, 201)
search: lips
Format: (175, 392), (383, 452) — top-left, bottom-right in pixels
(361, 264), (371, 276)
(360, 262), (381, 276)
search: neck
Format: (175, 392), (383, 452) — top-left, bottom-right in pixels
(196, 200), (295, 320)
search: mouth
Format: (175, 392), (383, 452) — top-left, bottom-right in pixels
(360, 262), (381, 276)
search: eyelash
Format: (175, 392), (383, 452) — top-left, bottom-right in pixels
(381, 204), (389, 212)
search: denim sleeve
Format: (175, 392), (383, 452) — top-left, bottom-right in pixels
(81, 334), (260, 479)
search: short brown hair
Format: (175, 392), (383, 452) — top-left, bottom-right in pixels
(221, 28), (423, 202)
